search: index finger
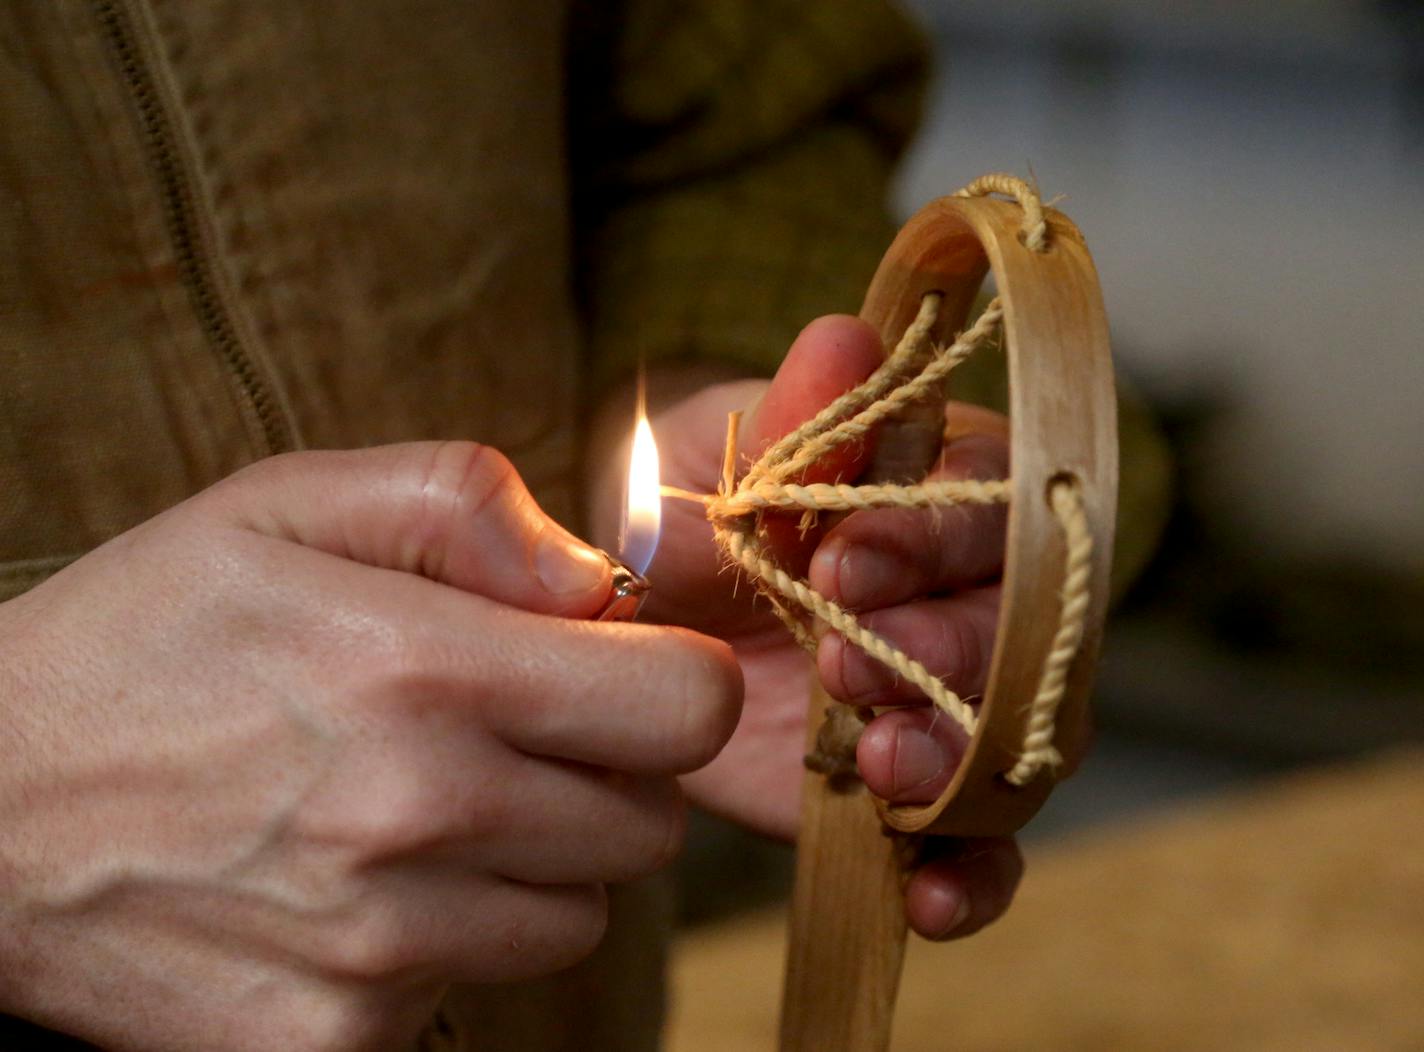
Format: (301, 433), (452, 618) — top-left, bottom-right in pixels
(389, 574), (745, 777)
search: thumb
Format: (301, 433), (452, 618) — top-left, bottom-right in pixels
(742, 314), (886, 485)
(206, 441), (611, 618)
(738, 316), (885, 566)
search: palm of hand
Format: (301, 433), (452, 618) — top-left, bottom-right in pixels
(631, 317), (1025, 944)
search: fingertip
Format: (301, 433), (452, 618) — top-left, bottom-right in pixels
(855, 708), (961, 803)
(808, 535), (847, 602)
(814, 629), (860, 706)
(854, 711), (897, 797)
(942, 402), (1010, 444)
(673, 628), (746, 768)
(905, 865), (972, 940)
(819, 591), (1000, 708)
(810, 532), (911, 611)
(684, 627), (745, 696)
(790, 314), (884, 369)
(749, 315), (884, 467)
(533, 528), (613, 617)
(906, 839), (1024, 940)
(708, 634), (747, 722)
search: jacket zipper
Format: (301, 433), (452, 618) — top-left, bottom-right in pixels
(90, 0), (293, 456)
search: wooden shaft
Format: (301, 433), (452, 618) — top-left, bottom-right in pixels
(778, 189), (1115, 1049)
(777, 695), (909, 1052)
(777, 234), (984, 1052)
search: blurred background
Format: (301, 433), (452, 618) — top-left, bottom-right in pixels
(671, 2), (1423, 1048)
(894, 0), (1424, 840)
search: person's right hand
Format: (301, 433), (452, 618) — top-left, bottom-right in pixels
(0, 441), (741, 1052)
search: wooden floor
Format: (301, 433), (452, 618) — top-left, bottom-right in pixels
(667, 750), (1424, 1051)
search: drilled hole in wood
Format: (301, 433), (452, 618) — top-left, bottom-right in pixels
(1046, 470), (1081, 504)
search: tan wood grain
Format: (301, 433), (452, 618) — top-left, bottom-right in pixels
(778, 198), (986, 1052)
(872, 196), (1117, 837)
(780, 197), (991, 1052)
(777, 691), (911, 1052)
(778, 193), (1117, 1050)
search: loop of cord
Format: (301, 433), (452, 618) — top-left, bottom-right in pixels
(667, 175), (1088, 786)
(954, 172), (1049, 252)
(1003, 479), (1093, 786)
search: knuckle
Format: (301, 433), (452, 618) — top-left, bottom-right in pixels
(223, 448), (308, 488)
(457, 778), (518, 844)
(483, 883), (609, 980)
(544, 884), (610, 971)
(650, 786), (689, 873)
(365, 784), (447, 858)
(626, 780), (689, 878)
(192, 448), (309, 522)
(940, 432), (1010, 480)
(934, 612), (988, 693)
(406, 440), (522, 579)
(316, 763), (451, 864)
(316, 911), (417, 983)
(356, 622), (450, 705)
(929, 507), (973, 575)
(419, 440), (519, 526)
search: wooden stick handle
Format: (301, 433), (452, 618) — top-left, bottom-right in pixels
(778, 693), (910, 1052)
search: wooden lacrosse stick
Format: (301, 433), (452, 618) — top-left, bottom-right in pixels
(779, 180), (1118, 1050)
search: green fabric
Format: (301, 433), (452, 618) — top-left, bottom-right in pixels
(567, 0), (1170, 595)
(570, 0), (928, 391)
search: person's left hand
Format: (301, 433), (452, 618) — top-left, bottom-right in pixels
(588, 315), (1022, 941)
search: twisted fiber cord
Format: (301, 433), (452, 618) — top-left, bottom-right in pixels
(720, 526), (982, 735)
(716, 478), (1010, 516)
(1004, 479), (1093, 785)
(744, 292), (945, 489)
(955, 172), (1050, 252)
(761, 301), (1004, 489)
(692, 306), (1092, 776)
(698, 292), (1000, 745)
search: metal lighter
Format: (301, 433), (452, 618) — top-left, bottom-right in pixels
(594, 552), (651, 622)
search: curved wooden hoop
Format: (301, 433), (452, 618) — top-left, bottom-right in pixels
(857, 196), (1118, 837)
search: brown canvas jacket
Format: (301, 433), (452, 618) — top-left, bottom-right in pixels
(0, 1), (931, 1047)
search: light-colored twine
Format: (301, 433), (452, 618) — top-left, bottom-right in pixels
(665, 175), (1089, 787)
(955, 172), (1050, 252)
(1005, 478), (1093, 784)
